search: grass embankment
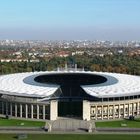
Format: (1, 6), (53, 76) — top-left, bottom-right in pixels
(0, 134), (139, 140)
(96, 118), (140, 128)
(0, 117), (45, 127)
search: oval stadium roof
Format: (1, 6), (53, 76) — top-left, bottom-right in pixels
(0, 71), (140, 98)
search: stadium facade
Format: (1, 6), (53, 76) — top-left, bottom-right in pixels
(0, 70), (140, 121)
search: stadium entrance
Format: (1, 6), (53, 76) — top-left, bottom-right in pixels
(58, 101), (82, 118)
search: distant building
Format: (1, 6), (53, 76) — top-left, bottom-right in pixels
(56, 51), (70, 57)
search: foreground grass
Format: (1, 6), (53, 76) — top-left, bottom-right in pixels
(0, 118), (45, 127)
(96, 118), (140, 128)
(0, 134), (140, 140)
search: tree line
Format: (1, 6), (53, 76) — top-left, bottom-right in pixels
(0, 54), (140, 75)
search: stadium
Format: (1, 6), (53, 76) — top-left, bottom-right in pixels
(0, 70), (140, 121)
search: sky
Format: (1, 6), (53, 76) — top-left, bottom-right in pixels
(0, 0), (140, 40)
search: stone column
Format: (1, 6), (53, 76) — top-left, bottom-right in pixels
(118, 104), (120, 118)
(2, 101), (4, 114)
(101, 105), (103, 120)
(25, 104), (28, 118)
(15, 103), (17, 117)
(37, 105), (39, 119)
(132, 103), (134, 116)
(123, 104), (125, 118)
(83, 100), (90, 121)
(113, 105), (115, 119)
(6, 102), (8, 115)
(50, 100), (58, 121)
(31, 104), (33, 119)
(10, 103), (12, 116)
(43, 105), (45, 120)
(95, 105), (97, 120)
(20, 104), (22, 118)
(137, 102), (139, 115)
(107, 105), (109, 120)
(128, 103), (130, 116)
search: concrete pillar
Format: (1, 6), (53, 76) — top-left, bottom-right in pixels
(83, 100), (90, 121)
(10, 103), (12, 116)
(37, 105), (39, 119)
(50, 100), (58, 121)
(15, 103), (17, 117)
(43, 105), (45, 120)
(25, 104), (28, 118)
(31, 104), (33, 119)
(20, 104), (22, 118)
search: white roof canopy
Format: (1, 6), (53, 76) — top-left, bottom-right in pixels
(0, 71), (140, 98)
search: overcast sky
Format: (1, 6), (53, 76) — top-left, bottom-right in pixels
(0, 0), (140, 40)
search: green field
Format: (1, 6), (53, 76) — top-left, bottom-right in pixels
(0, 134), (139, 140)
(0, 118), (45, 127)
(96, 118), (140, 128)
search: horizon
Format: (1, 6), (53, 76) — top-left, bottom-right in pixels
(0, 0), (140, 40)
(0, 39), (140, 42)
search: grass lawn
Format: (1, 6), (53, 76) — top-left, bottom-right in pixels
(0, 134), (140, 140)
(0, 118), (45, 127)
(96, 118), (140, 128)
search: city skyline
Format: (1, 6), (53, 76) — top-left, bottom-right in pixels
(0, 0), (140, 40)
